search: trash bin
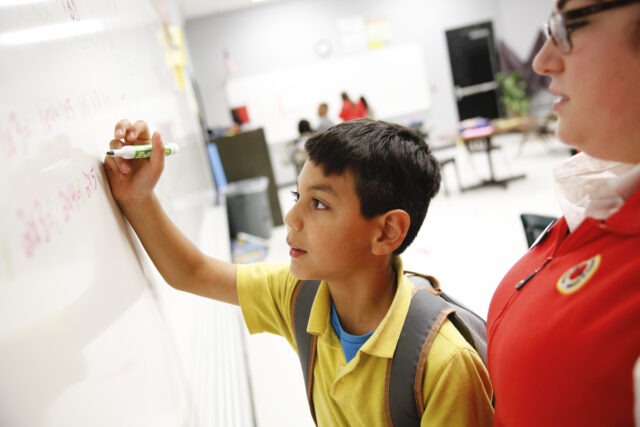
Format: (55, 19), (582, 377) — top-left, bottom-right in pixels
(223, 176), (273, 240)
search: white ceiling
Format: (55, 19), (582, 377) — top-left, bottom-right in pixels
(176, 0), (287, 20)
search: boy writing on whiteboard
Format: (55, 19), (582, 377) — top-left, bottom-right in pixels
(104, 118), (493, 426)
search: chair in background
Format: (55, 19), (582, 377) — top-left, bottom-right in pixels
(429, 138), (461, 196)
(516, 114), (557, 155)
(520, 213), (558, 247)
(438, 156), (462, 195)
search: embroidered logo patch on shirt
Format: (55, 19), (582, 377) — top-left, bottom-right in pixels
(557, 254), (601, 295)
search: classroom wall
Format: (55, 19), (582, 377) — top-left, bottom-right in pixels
(497, 0), (550, 60)
(184, 0), (549, 143)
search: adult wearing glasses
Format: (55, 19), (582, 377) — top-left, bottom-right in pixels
(486, 0), (640, 426)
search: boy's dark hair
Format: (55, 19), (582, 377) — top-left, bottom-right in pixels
(305, 118), (441, 254)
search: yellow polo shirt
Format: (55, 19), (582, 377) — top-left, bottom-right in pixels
(237, 259), (494, 426)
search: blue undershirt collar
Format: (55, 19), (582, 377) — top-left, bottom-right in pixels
(330, 302), (374, 363)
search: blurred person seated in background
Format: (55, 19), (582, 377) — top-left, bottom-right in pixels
(291, 118), (314, 175)
(316, 102), (334, 132)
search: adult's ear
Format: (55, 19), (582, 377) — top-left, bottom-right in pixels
(371, 209), (410, 256)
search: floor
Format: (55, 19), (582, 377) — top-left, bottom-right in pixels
(244, 132), (571, 427)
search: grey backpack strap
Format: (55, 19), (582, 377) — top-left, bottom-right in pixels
(291, 279), (321, 423)
(405, 271), (487, 364)
(388, 288), (453, 426)
(293, 275), (484, 427)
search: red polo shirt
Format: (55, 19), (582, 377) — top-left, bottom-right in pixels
(487, 188), (640, 426)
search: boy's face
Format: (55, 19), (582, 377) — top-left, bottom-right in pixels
(284, 161), (381, 282)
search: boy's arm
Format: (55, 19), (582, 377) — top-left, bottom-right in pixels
(104, 119), (238, 305)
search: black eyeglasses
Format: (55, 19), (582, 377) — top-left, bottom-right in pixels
(543, 0), (640, 53)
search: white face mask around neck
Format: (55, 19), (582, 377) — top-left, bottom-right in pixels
(553, 152), (639, 231)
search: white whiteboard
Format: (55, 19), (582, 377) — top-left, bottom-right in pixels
(226, 43), (431, 144)
(0, 1), (215, 426)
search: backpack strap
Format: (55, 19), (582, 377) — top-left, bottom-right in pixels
(387, 286), (455, 426)
(291, 276), (479, 427)
(405, 270), (487, 364)
(291, 279), (321, 424)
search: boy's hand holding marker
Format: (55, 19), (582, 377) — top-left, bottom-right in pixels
(106, 142), (179, 159)
(103, 119), (175, 203)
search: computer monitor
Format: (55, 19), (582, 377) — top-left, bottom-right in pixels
(206, 142), (228, 190)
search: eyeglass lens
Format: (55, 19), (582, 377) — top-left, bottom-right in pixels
(544, 0), (640, 54)
(548, 12), (571, 53)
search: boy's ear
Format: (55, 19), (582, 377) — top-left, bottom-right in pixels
(371, 209), (410, 256)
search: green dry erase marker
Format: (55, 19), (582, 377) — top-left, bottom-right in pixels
(106, 143), (180, 159)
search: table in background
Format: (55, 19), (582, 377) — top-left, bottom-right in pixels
(459, 117), (531, 191)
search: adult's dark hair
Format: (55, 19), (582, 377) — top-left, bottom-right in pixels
(359, 96), (369, 109)
(231, 109), (242, 125)
(305, 118), (441, 254)
(298, 119), (313, 135)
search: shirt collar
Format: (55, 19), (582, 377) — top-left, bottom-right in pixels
(306, 257), (414, 359)
(359, 260), (414, 359)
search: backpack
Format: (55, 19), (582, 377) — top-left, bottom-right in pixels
(290, 271), (487, 426)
